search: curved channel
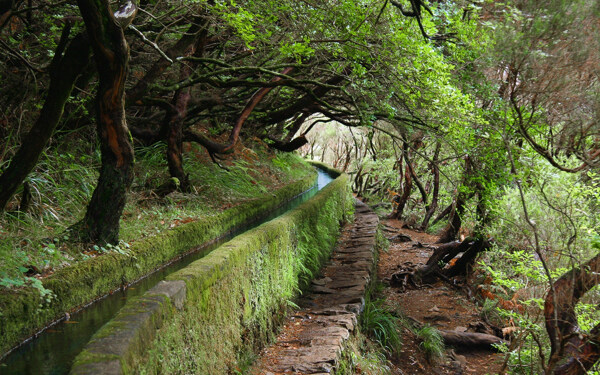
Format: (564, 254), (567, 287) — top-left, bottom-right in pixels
(0, 167), (336, 375)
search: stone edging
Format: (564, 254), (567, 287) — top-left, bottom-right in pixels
(0, 170), (317, 357)
(254, 199), (379, 374)
(70, 173), (353, 374)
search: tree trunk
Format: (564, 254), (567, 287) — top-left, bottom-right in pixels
(268, 136), (308, 152)
(545, 253), (600, 374)
(436, 194), (466, 243)
(444, 238), (491, 277)
(164, 87), (191, 192)
(390, 238), (491, 287)
(437, 156), (473, 243)
(265, 74), (345, 125)
(78, 0), (136, 244)
(161, 30), (207, 192)
(391, 143), (413, 220)
(0, 29), (91, 211)
(183, 67), (294, 156)
(431, 203), (453, 227)
(421, 142), (441, 230)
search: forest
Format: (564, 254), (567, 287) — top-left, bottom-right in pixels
(0, 0), (599, 374)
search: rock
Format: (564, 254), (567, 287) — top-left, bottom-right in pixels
(449, 349), (467, 367)
(448, 360), (464, 374)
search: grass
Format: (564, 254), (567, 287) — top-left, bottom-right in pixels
(338, 333), (393, 375)
(0, 134), (314, 300)
(416, 325), (445, 363)
(359, 294), (403, 356)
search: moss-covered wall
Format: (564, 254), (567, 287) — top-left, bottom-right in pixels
(0, 171), (316, 356)
(308, 159), (342, 176)
(71, 173), (353, 374)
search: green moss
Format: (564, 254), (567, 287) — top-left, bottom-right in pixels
(137, 174), (353, 374)
(307, 159), (343, 176)
(71, 351), (121, 368)
(71, 294), (175, 374)
(0, 168), (316, 356)
(335, 330), (393, 375)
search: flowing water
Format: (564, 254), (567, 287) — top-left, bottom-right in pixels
(0, 167), (336, 375)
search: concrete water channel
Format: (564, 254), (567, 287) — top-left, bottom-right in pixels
(0, 167), (336, 375)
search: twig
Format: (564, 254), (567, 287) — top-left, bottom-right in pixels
(128, 24), (173, 63)
(0, 39), (43, 73)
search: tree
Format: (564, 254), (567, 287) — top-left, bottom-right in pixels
(76, 0), (136, 244)
(0, 26), (90, 211)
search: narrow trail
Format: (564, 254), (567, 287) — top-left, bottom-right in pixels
(252, 199), (379, 374)
(379, 219), (504, 375)
(250, 204), (504, 375)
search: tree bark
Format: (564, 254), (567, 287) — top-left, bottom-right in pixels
(0, 29), (91, 211)
(545, 253), (600, 374)
(390, 238), (490, 287)
(78, 0), (136, 244)
(444, 238), (491, 277)
(437, 194), (466, 243)
(160, 30), (208, 192)
(391, 143), (412, 220)
(268, 135), (308, 152)
(421, 142), (441, 230)
(431, 203), (453, 227)
(184, 67), (293, 156)
(437, 156), (473, 243)
(164, 86), (191, 192)
(264, 74), (345, 125)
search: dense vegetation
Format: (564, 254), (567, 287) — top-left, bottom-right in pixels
(1, 0), (599, 373)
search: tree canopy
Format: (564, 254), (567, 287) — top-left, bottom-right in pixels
(1, 0), (600, 373)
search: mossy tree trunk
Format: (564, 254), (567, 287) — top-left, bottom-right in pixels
(0, 28), (91, 211)
(77, 0), (136, 244)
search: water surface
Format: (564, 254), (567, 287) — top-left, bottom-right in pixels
(0, 167), (336, 375)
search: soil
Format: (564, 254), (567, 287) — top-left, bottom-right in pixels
(378, 218), (505, 375)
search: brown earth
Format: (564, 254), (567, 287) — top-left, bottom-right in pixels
(251, 200), (379, 375)
(378, 218), (505, 375)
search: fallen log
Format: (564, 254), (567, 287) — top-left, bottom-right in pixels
(439, 330), (507, 349)
(389, 238), (492, 290)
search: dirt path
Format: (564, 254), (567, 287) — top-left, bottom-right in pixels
(251, 200), (379, 374)
(379, 219), (504, 375)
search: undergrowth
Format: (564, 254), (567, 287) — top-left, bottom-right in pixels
(416, 325), (445, 363)
(0, 135), (313, 300)
(359, 290), (402, 356)
(338, 333), (392, 375)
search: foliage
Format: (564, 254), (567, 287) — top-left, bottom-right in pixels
(1, 0), (600, 371)
(416, 325), (445, 363)
(338, 335), (392, 375)
(0, 136), (313, 301)
(359, 294), (402, 356)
